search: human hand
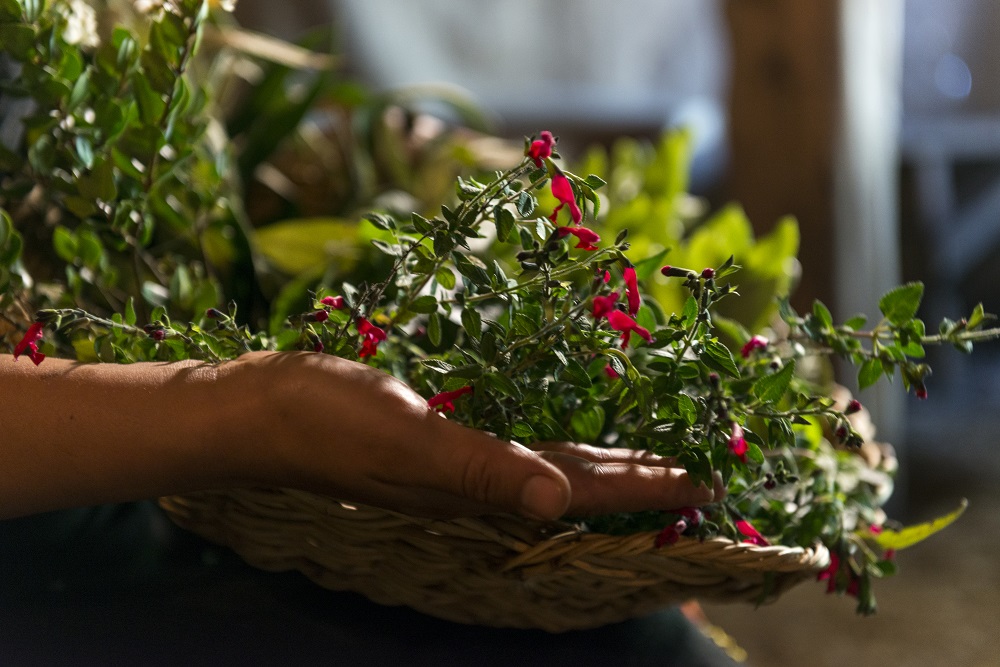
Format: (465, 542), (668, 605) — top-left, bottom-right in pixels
(229, 352), (723, 521)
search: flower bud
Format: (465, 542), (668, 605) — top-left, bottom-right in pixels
(846, 399), (862, 414)
(313, 310), (329, 323)
(150, 329), (165, 342)
(701, 267), (715, 280)
(205, 308), (225, 319)
(320, 295), (346, 310)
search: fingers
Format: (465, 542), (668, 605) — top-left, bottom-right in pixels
(537, 450), (723, 516)
(527, 441), (677, 467)
(395, 418), (572, 520)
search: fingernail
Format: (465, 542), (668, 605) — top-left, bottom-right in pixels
(520, 475), (568, 520)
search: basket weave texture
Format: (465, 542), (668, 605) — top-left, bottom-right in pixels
(160, 487), (830, 632)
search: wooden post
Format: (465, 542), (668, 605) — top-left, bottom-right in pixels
(724, 0), (842, 312)
(725, 0), (905, 443)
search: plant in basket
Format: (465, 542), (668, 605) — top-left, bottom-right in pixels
(0, 0), (990, 628)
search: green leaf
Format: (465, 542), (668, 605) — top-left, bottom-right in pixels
(812, 300), (833, 328)
(435, 267), (456, 290)
(365, 212), (396, 231)
(633, 248), (671, 281)
(485, 372), (521, 399)
(461, 307), (482, 341)
(124, 297), (137, 327)
(570, 405), (605, 443)
(409, 295), (438, 314)
(516, 192), (535, 218)
(511, 421), (534, 440)
(967, 302), (985, 330)
(52, 226), (78, 263)
(878, 282), (924, 326)
(448, 364), (484, 380)
(682, 296), (698, 327)
(858, 358), (884, 390)
(844, 314), (868, 331)
(561, 358), (592, 388)
(422, 359), (455, 374)
(859, 499), (967, 551)
(427, 311), (442, 347)
(752, 359), (795, 404)
(371, 239), (404, 257)
(676, 393), (697, 426)
(494, 206), (515, 242)
(702, 339), (740, 378)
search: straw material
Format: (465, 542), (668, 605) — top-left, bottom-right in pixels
(160, 488), (830, 632)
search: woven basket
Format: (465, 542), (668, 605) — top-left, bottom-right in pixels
(159, 487), (830, 632)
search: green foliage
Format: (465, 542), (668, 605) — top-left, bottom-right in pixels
(5, 0), (995, 620)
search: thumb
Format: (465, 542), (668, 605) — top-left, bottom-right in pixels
(422, 419), (571, 520)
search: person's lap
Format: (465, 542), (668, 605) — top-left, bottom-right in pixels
(1, 503), (734, 666)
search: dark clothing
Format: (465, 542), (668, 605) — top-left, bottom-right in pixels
(1, 503), (735, 666)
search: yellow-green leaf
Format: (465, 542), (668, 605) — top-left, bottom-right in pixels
(859, 499), (967, 550)
(254, 218), (360, 275)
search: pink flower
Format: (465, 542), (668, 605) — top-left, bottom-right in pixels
(13, 322), (45, 365)
(740, 335), (768, 358)
(655, 519), (688, 548)
(607, 310), (652, 349)
(623, 267), (640, 317)
(357, 317), (387, 358)
(549, 172), (582, 224)
(591, 291), (619, 320)
(601, 270), (611, 284)
(428, 385), (474, 413)
(675, 507), (704, 527)
(817, 551), (840, 593)
(735, 519), (770, 546)
(526, 131), (555, 168)
(321, 295), (346, 309)
(727, 422), (748, 463)
(313, 310), (329, 323)
(556, 225), (600, 251)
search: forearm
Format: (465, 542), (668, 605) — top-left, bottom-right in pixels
(0, 354), (262, 518)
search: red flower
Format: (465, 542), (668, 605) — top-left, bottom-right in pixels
(549, 172), (582, 224)
(675, 507), (704, 527)
(556, 225), (600, 251)
(313, 310), (329, 323)
(915, 384), (928, 400)
(735, 519), (770, 546)
(591, 291), (619, 320)
(846, 399), (862, 414)
(817, 551), (840, 593)
(623, 267), (640, 316)
(603, 364), (619, 380)
(727, 422), (748, 463)
(601, 270), (611, 284)
(526, 131), (555, 168)
(740, 335), (768, 358)
(607, 310), (652, 349)
(427, 385), (474, 413)
(321, 295), (346, 309)
(357, 317), (387, 358)
(13, 322), (45, 365)
(655, 518), (688, 548)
